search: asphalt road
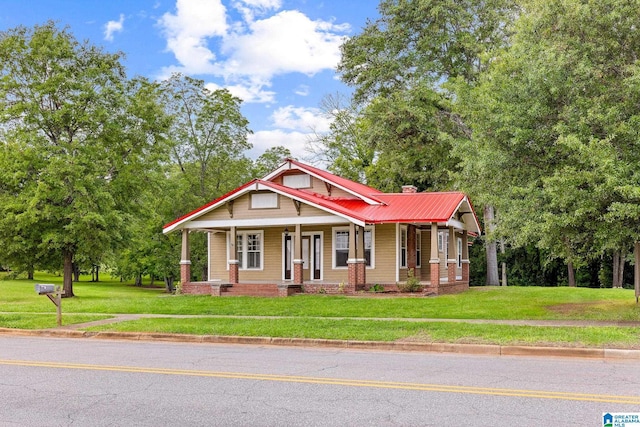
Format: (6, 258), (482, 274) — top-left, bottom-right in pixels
(1, 336), (639, 426)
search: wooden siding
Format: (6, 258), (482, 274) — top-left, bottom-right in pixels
(197, 191), (335, 222)
(209, 232), (227, 280)
(366, 224), (397, 283)
(272, 173), (356, 199)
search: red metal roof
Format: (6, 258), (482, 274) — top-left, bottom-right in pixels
(163, 160), (481, 233)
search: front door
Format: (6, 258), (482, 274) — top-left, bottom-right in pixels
(284, 233), (322, 281)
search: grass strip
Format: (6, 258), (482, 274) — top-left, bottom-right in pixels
(2, 273), (640, 321)
(0, 313), (113, 329)
(84, 317), (640, 349)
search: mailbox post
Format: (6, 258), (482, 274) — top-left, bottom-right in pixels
(35, 284), (64, 327)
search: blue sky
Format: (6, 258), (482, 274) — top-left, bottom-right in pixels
(0, 0), (379, 159)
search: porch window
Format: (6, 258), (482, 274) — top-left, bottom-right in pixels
(332, 227), (373, 268)
(233, 231), (263, 270)
(416, 231), (422, 268)
(400, 227), (407, 268)
(334, 231), (349, 267)
(457, 237), (463, 268)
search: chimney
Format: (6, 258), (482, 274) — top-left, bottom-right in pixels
(402, 185), (417, 194)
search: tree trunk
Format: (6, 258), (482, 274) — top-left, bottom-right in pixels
(618, 252), (625, 288)
(500, 239), (507, 287)
(72, 263), (80, 282)
(164, 276), (175, 293)
(613, 251), (620, 288)
(484, 205), (499, 286)
(27, 266), (34, 280)
(634, 242), (639, 303)
(95, 265), (99, 282)
(135, 273), (142, 287)
(63, 249), (74, 298)
(567, 261), (576, 287)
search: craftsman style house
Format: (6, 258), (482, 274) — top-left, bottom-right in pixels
(163, 159), (481, 297)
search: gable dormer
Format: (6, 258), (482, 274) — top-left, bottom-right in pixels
(263, 158), (385, 205)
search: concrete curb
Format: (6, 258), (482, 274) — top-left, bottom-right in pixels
(1, 327), (639, 360)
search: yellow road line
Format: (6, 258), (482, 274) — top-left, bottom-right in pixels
(1, 358), (638, 404)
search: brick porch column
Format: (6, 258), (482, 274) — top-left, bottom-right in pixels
(461, 230), (470, 282)
(180, 230), (191, 287)
(447, 226), (457, 284)
(429, 222), (440, 287)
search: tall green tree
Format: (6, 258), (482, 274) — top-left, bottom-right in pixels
(162, 73), (253, 205)
(460, 0), (640, 287)
(0, 22), (169, 296)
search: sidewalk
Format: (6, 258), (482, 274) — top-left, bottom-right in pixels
(1, 313), (640, 360)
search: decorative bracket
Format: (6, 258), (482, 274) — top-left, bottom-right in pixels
(293, 199), (301, 216)
(226, 200), (234, 218)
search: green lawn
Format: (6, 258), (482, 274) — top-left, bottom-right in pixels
(1, 272), (639, 348)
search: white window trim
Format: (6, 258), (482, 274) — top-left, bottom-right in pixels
(331, 226), (375, 269)
(399, 225), (408, 269)
(416, 230), (422, 268)
(226, 230), (264, 271)
(457, 237), (463, 268)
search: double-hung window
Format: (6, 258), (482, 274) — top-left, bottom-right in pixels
(333, 227), (373, 268)
(232, 231), (263, 270)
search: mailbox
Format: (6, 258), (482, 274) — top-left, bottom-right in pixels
(35, 284), (55, 294)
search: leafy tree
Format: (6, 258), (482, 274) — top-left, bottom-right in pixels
(461, 0), (640, 287)
(162, 73), (253, 205)
(253, 146), (292, 177)
(0, 22), (169, 296)
(306, 93), (374, 183)
(335, 0), (517, 283)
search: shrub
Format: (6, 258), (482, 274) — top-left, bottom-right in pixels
(398, 269), (422, 293)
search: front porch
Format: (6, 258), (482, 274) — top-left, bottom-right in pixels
(181, 277), (470, 297)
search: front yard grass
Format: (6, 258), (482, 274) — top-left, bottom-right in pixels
(1, 272), (639, 348)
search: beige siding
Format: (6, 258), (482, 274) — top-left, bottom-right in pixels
(209, 232), (228, 280)
(272, 173), (355, 199)
(198, 192), (335, 222)
(367, 224), (397, 283)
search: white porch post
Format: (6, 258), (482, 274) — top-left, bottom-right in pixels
(293, 223), (303, 285)
(229, 226), (239, 284)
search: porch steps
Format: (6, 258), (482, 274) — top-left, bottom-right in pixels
(222, 283), (280, 297)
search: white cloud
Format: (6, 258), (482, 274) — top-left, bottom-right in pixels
(271, 106), (331, 133)
(294, 85), (310, 96)
(205, 80), (276, 104)
(159, 0), (228, 74)
(221, 10), (347, 80)
(157, 1), (349, 103)
(232, 0), (281, 22)
(248, 129), (310, 159)
(104, 14), (125, 41)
